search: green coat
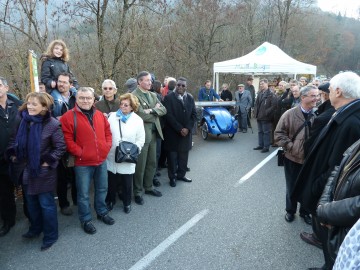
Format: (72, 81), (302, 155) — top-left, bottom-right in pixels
(132, 88), (167, 142)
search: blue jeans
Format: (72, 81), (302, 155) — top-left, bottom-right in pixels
(74, 161), (108, 223)
(257, 120), (272, 149)
(24, 187), (58, 245)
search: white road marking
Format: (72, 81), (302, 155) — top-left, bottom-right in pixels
(234, 149), (279, 187)
(128, 209), (210, 270)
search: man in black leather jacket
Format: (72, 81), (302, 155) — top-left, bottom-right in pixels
(317, 138), (360, 266)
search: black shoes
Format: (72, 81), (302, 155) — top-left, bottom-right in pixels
(135, 196), (144, 205)
(0, 222), (14, 237)
(177, 176), (192, 182)
(253, 146), (263, 150)
(41, 242), (55, 251)
(261, 148), (269, 153)
(300, 232), (323, 249)
(170, 179), (176, 187)
(82, 221), (97, 234)
(124, 205), (131, 214)
(153, 179), (161, 187)
(97, 213), (115, 225)
(300, 213), (312, 225)
(22, 231), (40, 239)
(285, 213), (295, 222)
(145, 189), (162, 197)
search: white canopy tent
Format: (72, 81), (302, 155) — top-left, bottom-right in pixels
(213, 42), (317, 92)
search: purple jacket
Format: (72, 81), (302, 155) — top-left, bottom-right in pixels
(8, 113), (66, 195)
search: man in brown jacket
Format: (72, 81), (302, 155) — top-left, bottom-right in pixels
(274, 85), (318, 224)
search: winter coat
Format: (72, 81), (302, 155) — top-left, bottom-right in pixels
(304, 100), (335, 156)
(106, 112), (145, 175)
(275, 105), (315, 164)
(254, 88), (277, 121)
(220, 90), (233, 101)
(131, 88), (167, 142)
(234, 90), (252, 114)
(198, 87), (220, 101)
(60, 105), (112, 166)
(163, 91), (197, 152)
(7, 113), (66, 195)
(50, 88), (77, 118)
(41, 57), (79, 93)
(95, 97), (120, 115)
(0, 94), (22, 169)
(317, 138), (360, 262)
(293, 99), (360, 213)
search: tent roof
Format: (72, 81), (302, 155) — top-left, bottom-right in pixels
(213, 42), (316, 75)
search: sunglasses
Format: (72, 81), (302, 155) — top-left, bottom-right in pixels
(177, 84), (186, 88)
(120, 103), (130, 107)
(103, 87), (113, 90)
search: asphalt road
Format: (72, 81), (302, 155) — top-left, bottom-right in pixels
(0, 120), (323, 270)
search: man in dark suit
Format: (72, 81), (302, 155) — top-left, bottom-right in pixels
(163, 77), (197, 187)
(132, 71), (167, 204)
(293, 71), (360, 270)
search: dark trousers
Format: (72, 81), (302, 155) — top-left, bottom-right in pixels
(24, 186), (58, 245)
(167, 151), (189, 179)
(257, 120), (271, 149)
(107, 171), (133, 207)
(0, 173), (16, 226)
(56, 162), (77, 208)
(283, 157), (308, 215)
(312, 215), (334, 269)
(158, 140), (167, 168)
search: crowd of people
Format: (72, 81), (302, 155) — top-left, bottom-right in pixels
(0, 40), (196, 251)
(198, 73), (360, 269)
(0, 38), (359, 269)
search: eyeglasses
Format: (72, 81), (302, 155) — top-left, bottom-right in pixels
(303, 95), (318, 98)
(177, 84), (186, 88)
(120, 103), (130, 107)
(103, 87), (113, 91)
(78, 96), (93, 101)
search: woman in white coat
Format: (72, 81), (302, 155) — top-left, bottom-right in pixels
(106, 93), (145, 213)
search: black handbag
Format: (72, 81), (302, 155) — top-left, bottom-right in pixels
(115, 120), (139, 164)
(277, 148), (285, 166)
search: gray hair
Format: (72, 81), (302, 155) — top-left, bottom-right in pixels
(0, 76), (8, 86)
(300, 85), (317, 97)
(78, 87), (95, 96)
(330, 72), (360, 99)
(102, 79), (117, 90)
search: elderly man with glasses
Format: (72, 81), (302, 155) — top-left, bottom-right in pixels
(95, 79), (119, 117)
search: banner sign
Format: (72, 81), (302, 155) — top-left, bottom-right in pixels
(28, 50), (39, 92)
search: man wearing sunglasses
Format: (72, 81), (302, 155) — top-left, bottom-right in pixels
(163, 77), (197, 187)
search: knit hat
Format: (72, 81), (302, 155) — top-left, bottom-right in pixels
(125, 78), (137, 92)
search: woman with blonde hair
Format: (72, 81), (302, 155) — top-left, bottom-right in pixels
(40, 39), (79, 93)
(106, 93), (145, 213)
(7, 92), (66, 251)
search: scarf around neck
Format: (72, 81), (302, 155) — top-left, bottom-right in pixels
(116, 109), (132, 123)
(15, 110), (45, 177)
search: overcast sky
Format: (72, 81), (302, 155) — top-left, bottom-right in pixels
(318, 0), (360, 18)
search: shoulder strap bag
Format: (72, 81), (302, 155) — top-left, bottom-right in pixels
(115, 119), (139, 164)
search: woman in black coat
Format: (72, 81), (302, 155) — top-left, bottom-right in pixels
(7, 92), (66, 251)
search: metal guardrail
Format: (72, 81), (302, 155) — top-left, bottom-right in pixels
(195, 101), (236, 107)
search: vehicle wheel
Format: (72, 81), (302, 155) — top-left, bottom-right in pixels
(201, 122), (209, 140)
(228, 133), (235, 139)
